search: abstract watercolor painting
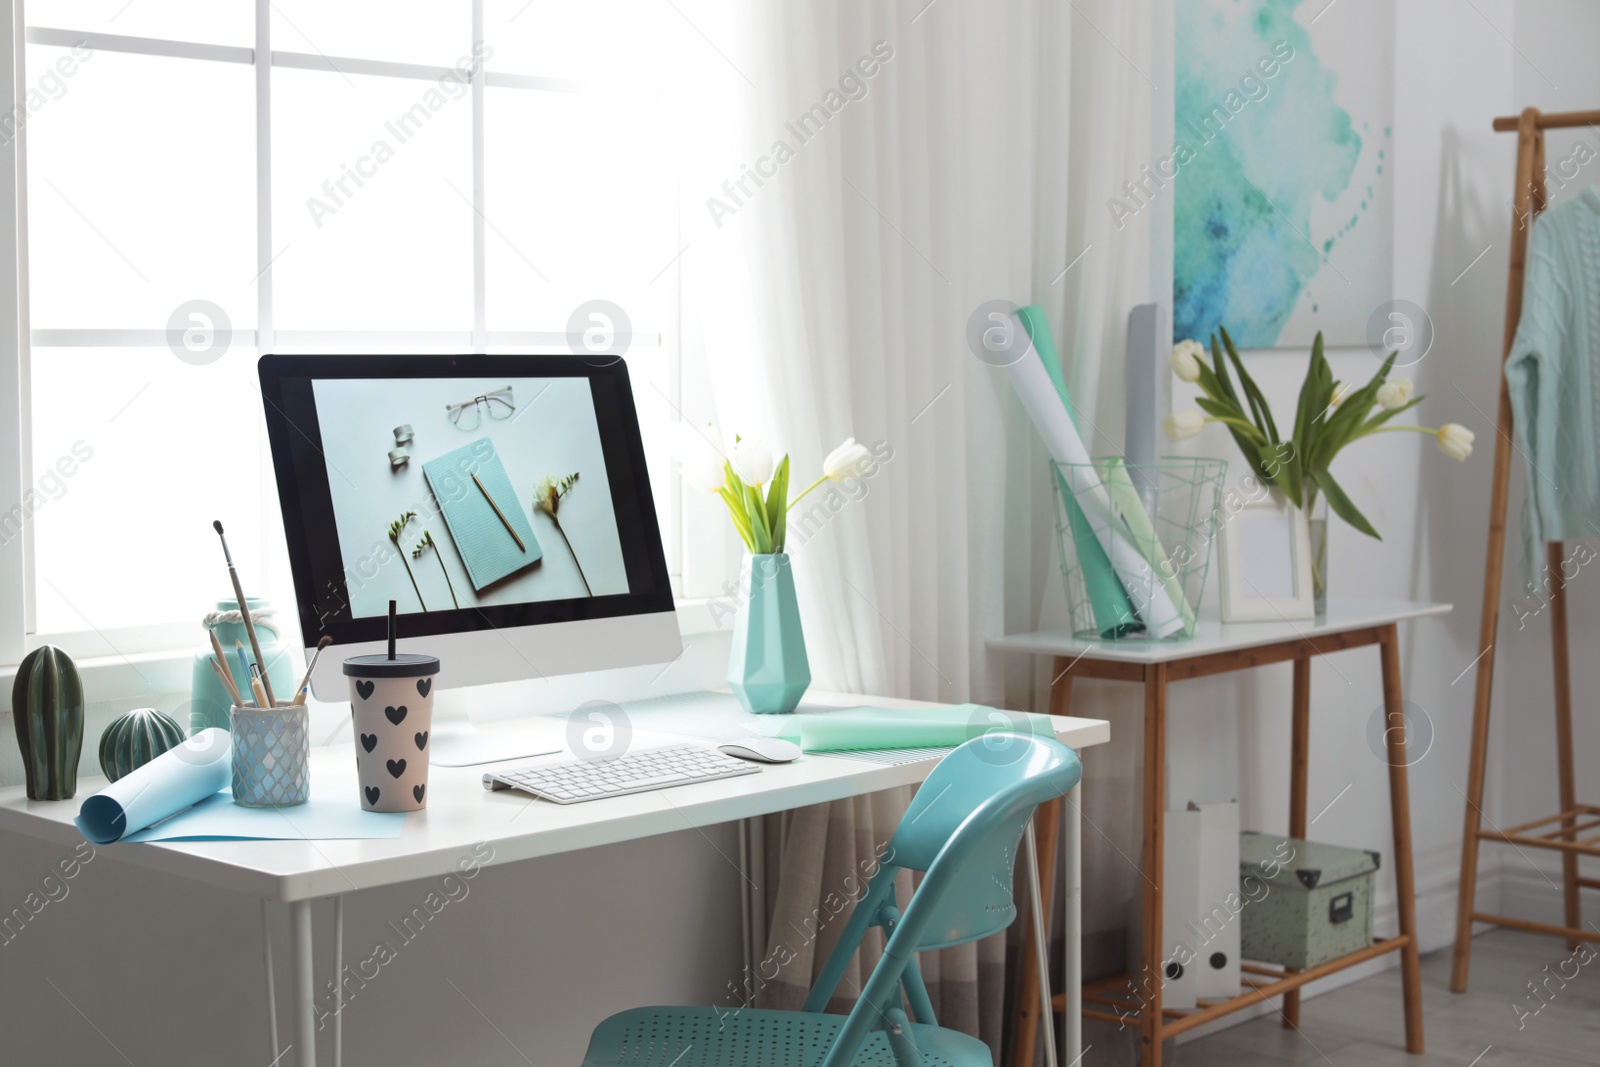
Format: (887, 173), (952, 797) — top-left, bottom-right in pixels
(1172, 0), (1392, 348)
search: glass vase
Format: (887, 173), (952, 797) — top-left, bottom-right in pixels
(1308, 493), (1329, 615)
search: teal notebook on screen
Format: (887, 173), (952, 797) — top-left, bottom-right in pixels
(422, 438), (542, 592)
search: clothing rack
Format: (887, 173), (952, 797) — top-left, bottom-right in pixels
(1453, 105), (1600, 992)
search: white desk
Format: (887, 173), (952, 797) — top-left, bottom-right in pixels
(0, 689), (1109, 1067)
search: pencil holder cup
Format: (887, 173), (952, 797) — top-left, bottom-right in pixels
(230, 705), (310, 807)
(344, 653), (439, 813)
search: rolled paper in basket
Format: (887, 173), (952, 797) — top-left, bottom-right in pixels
(1100, 457), (1196, 634)
(75, 728), (232, 844)
(1009, 308), (1184, 637)
(1014, 306), (1138, 638)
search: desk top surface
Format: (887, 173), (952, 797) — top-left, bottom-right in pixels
(987, 597), (1452, 664)
(0, 690), (1108, 902)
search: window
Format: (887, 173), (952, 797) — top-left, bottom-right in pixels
(12, 1), (713, 660)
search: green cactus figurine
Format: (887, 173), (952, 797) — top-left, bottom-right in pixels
(11, 645), (86, 800)
(98, 707), (184, 783)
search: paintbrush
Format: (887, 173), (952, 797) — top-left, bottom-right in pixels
(208, 629), (244, 705)
(213, 520), (278, 706)
(291, 636), (332, 707)
(209, 655), (244, 707)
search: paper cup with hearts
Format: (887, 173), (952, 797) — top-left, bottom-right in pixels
(343, 653), (440, 812)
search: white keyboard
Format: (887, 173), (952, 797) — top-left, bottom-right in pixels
(482, 743), (761, 804)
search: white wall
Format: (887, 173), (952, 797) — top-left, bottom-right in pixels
(1037, 0), (1600, 1038)
(0, 629), (745, 1066)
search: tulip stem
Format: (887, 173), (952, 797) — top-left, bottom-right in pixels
(786, 475), (829, 511)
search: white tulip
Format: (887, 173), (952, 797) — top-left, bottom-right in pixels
(1170, 339), (1205, 383)
(728, 436), (776, 486)
(1164, 411), (1205, 441)
(1377, 377), (1414, 410)
(669, 422), (727, 494)
(1437, 423), (1474, 461)
(823, 438), (873, 480)
(1329, 381), (1351, 407)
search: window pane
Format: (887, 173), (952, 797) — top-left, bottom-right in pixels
(27, 1), (253, 47)
(484, 0), (677, 83)
(271, 1), (470, 69)
(25, 46), (256, 331)
(482, 87), (679, 333)
(271, 68), (472, 331)
(29, 346), (266, 633)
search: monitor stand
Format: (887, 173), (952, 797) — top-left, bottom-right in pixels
(427, 701), (562, 768)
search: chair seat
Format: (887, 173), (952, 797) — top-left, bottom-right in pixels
(581, 1006), (994, 1067)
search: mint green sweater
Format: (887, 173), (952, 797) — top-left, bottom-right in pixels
(1504, 187), (1600, 587)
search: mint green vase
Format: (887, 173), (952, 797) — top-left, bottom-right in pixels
(727, 553), (810, 715)
(189, 598), (298, 733)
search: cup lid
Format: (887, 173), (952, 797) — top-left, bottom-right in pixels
(343, 653), (440, 678)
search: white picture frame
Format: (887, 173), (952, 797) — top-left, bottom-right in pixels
(1217, 491), (1314, 622)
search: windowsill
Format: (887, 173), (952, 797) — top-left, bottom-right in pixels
(5, 598), (733, 707)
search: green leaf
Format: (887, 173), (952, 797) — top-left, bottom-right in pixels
(764, 455), (789, 554)
(1291, 333), (1329, 494)
(1312, 352), (1398, 469)
(717, 488), (757, 552)
(1311, 468), (1380, 540)
(1353, 394), (1425, 436)
(1221, 328), (1279, 444)
(1210, 333), (1242, 408)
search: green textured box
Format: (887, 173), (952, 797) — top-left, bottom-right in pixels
(1239, 832), (1379, 970)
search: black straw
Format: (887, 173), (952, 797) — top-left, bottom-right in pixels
(387, 599), (397, 660)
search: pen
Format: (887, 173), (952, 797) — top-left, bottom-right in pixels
(471, 472), (526, 552)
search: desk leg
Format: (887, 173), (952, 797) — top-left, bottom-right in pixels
(1139, 665), (1168, 1067)
(1063, 784), (1082, 1065)
(1379, 625), (1425, 1054)
(1284, 655), (1311, 1029)
(292, 899), (317, 1067)
(1012, 662), (1075, 1067)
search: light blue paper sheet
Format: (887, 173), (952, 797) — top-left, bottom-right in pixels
(77, 728), (233, 844)
(122, 791), (408, 842)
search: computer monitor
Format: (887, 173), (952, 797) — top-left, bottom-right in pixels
(258, 354), (682, 761)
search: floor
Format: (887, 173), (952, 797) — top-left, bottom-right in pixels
(1176, 931), (1599, 1066)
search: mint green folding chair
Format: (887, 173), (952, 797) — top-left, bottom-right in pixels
(580, 732), (1083, 1067)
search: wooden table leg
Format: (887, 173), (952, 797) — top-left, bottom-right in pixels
(1546, 541), (1582, 949)
(1012, 662), (1072, 1067)
(1379, 625), (1425, 1054)
(1140, 664), (1168, 1067)
(1283, 655), (1311, 1029)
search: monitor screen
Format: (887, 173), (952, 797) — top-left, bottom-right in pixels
(259, 355), (673, 650)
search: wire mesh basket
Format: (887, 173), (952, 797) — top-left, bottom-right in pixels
(1052, 457), (1227, 641)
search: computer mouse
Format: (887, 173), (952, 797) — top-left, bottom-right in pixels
(719, 737), (802, 763)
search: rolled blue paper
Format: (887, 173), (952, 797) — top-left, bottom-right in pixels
(76, 728), (232, 844)
(1016, 305), (1141, 638)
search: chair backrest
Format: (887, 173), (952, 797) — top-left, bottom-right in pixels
(805, 733), (1082, 1067)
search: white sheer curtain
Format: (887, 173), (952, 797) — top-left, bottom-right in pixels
(674, 0), (1163, 1056)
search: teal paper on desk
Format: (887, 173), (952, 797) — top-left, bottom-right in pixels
(772, 704), (1055, 752)
(122, 792), (408, 842)
(422, 438), (542, 591)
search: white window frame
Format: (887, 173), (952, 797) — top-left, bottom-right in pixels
(0, 0), (726, 684)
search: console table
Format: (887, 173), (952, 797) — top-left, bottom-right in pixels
(991, 598), (1449, 1067)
